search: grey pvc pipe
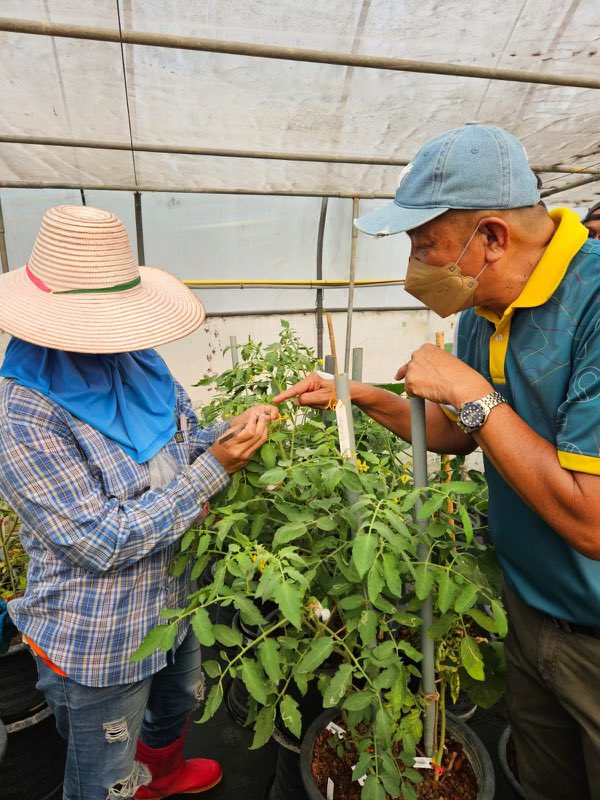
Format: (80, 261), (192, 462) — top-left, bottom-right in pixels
(134, 192), (145, 266)
(351, 348), (363, 382)
(315, 197), (328, 359)
(344, 198), (359, 374)
(410, 396), (436, 758)
(229, 336), (239, 367)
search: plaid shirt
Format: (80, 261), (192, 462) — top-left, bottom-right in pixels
(0, 378), (229, 687)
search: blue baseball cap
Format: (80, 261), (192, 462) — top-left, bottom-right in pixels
(355, 122), (540, 236)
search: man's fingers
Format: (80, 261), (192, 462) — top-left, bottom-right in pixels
(272, 382), (309, 403)
(395, 364), (408, 381)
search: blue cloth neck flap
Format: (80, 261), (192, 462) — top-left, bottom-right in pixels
(0, 338), (177, 463)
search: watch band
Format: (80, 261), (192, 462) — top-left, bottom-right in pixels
(457, 391), (506, 433)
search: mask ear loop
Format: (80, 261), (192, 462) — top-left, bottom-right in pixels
(455, 222), (490, 283)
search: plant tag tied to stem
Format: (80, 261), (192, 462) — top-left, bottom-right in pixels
(351, 765), (367, 786)
(327, 778), (335, 799)
(335, 399), (353, 459)
(326, 721), (346, 740)
(414, 756), (434, 769)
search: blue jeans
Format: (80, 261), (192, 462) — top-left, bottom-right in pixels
(34, 626), (204, 800)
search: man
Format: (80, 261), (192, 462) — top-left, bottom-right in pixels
(583, 199), (600, 239)
(0, 204), (277, 800)
(274, 123), (600, 800)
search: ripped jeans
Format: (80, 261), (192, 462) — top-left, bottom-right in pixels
(33, 626), (204, 800)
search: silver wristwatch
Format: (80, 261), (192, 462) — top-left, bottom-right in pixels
(457, 391), (506, 434)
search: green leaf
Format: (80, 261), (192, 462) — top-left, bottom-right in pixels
(342, 690), (373, 711)
(414, 565), (434, 600)
(279, 694), (302, 739)
(460, 636), (485, 681)
(417, 493), (446, 519)
(375, 707), (392, 744)
(491, 599), (508, 638)
(213, 624), (242, 649)
(191, 608), (215, 646)
(273, 521), (308, 548)
(323, 663), (353, 707)
(199, 683), (223, 723)
(202, 659), (220, 679)
(352, 533), (378, 578)
(367, 564), (385, 604)
(234, 594), (267, 627)
(337, 594), (366, 610)
(457, 503), (473, 544)
(241, 657), (268, 704)
(315, 516), (338, 531)
(296, 636), (334, 673)
(274, 581), (303, 628)
(467, 607), (498, 634)
(258, 639), (282, 684)
(382, 553), (403, 597)
(130, 624), (172, 662)
(373, 382), (405, 396)
(454, 583), (479, 613)
(258, 467), (287, 486)
(181, 529), (195, 552)
(260, 442), (278, 470)
(358, 608), (378, 646)
(436, 570), (458, 614)
(362, 775), (386, 800)
(250, 705), (275, 750)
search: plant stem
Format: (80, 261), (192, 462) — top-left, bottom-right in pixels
(435, 678), (446, 780)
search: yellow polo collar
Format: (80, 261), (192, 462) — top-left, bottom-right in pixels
(474, 208), (588, 383)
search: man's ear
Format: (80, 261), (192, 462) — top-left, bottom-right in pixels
(478, 217), (509, 262)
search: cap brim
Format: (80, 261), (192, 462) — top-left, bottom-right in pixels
(354, 202), (448, 236)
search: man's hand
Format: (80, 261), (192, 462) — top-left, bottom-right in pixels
(272, 371), (335, 409)
(395, 344), (491, 407)
(210, 408), (273, 474)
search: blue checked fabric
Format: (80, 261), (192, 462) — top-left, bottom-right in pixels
(0, 378), (229, 686)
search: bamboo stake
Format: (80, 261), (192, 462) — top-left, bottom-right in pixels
(326, 312), (339, 373)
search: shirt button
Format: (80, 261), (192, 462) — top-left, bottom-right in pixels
(495, 334), (503, 342)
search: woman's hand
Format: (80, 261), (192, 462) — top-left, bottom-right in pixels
(272, 372), (335, 409)
(230, 404), (279, 428)
(209, 407), (276, 474)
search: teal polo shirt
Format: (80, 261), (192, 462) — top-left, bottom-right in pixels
(456, 208), (600, 625)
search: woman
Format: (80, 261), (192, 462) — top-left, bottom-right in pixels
(0, 205), (277, 799)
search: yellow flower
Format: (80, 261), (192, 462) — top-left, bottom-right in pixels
(356, 458), (369, 473)
(401, 474), (410, 484)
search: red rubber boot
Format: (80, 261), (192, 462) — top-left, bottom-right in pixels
(134, 726), (222, 798)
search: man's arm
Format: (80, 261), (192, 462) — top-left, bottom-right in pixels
(399, 343), (600, 561)
(349, 382), (477, 455)
(272, 372), (477, 455)
(472, 405), (600, 559)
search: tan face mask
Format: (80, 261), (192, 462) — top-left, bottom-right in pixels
(404, 224), (489, 318)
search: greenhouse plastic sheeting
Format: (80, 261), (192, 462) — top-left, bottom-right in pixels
(1, 0), (600, 205)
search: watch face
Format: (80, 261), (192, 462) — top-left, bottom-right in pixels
(459, 402), (486, 430)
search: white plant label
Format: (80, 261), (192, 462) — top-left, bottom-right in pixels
(327, 778), (335, 800)
(351, 765), (367, 786)
(326, 721), (346, 740)
(414, 756), (434, 769)
(335, 399), (353, 458)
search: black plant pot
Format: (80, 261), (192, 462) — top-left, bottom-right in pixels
(498, 725), (526, 798)
(0, 706), (67, 799)
(224, 677), (251, 728)
(0, 643), (46, 723)
(0, 718), (6, 768)
(299, 708), (496, 800)
(267, 744), (309, 800)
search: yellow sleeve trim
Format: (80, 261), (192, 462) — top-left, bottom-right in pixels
(440, 404), (458, 423)
(557, 450), (600, 475)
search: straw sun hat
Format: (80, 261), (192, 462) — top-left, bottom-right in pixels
(0, 204), (206, 353)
